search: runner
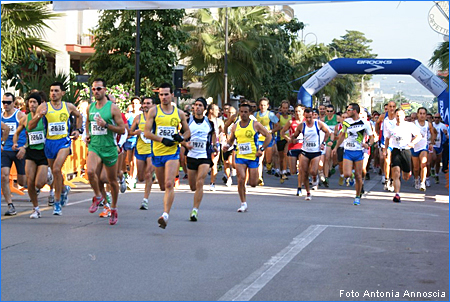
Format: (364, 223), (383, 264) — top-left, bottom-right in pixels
(334, 112), (347, 186)
(411, 107), (435, 191)
(144, 83), (191, 229)
(222, 105), (237, 187)
(1, 92), (27, 216)
(207, 103), (224, 191)
(290, 108), (330, 200)
(29, 82), (82, 215)
(333, 103), (373, 205)
(275, 100), (291, 183)
(183, 97), (217, 221)
(129, 97), (154, 210)
(85, 78), (126, 225)
(377, 101), (397, 191)
(384, 109), (422, 203)
(254, 98), (279, 185)
(280, 104), (304, 186)
(431, 113), (448, 184)
(322, 104), (338, 187)
(12, 93), (52, 218)
(223, 103), (271, 212)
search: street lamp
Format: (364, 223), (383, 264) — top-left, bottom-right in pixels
(361, 74), (367, 106)
(328, 46), (337, 59)
(303, 32), (318, 45)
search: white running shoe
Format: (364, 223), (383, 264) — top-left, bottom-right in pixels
(414, 178), (420, 190)
(47, 167), (54, 186)
(226, 177), (232, 187)
(381, 175), (386, 184)
(30, 209), (41, 219)
(210, 183), (216, 191)
(420, 182), (426, 192)
(425, 178), (431, 187)
(237, 203), (248, 212)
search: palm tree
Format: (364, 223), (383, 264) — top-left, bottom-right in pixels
(1, 2), (61, 89)
(182, 7), (289, 102)
(429, 41), (449, 84)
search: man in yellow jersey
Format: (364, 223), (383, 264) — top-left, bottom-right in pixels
(28, 82), (82, 215)
(224, 103), (271, 212)
(275, 100), (291, 182)
(144, 83), (191, 229)
(254, 97), (280, 185)
(130, 97), (154, 210)
(85, 79), (125, 225)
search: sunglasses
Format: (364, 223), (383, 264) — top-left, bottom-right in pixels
(92, 87), (105, 91)
(2, 101), (12, 105)
(434, 117), (441, 119)
(326, 110), (334, 113)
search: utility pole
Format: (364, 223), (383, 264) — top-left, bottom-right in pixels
(135, 10), (141, 96)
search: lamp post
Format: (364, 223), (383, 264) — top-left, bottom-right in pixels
(361, 74), (367, 106)
(302, 32), (318, 45)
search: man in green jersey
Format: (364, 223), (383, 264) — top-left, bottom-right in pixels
(86, 78), (125, 225)
(322, 104), (338, 187)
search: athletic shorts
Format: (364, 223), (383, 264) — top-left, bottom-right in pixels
(235, 157), (259, 169)
(25, 148), (48, 166)
(257, 139), (274, 148)
(411, 148), (428, 157)
(1, 150), (26, 174)
(152, 149), (180, 168)
(134, 149), (152, 161)
(44, 137), (71, 159)
(187, 157), (213, 170)
(300, 150), (321, 160)
(391, 148), (412, 173)
(343, 149), (364, 162)
(287, 149), (302, 158)
(222, 149), (234, 161)
(88, 145), (118, 167)
(123, 140), (136, 151)
(276, 140), (288, 152)
(337, 147), (344, 162)
(434, 146), (443, 155)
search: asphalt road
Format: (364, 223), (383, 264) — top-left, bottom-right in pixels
(2, 168), (449, 301)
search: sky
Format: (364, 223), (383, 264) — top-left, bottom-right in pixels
(291, 1), (446, 68)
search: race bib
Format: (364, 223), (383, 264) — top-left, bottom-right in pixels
(191, 140), (206, 150)
(303, 141), (317, 152)
(238, 142), (252, 154)
(28, 131), (45, 145)
(90, 121), (107, 136)
(345, 141), (356, 149)
(140, 132), (152, 144)
(5, 122), (16, 135)
(48, 122), (67, 136)
(157, 126), (176, 139)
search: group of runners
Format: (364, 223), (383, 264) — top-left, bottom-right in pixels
(2, 81), (448, 228)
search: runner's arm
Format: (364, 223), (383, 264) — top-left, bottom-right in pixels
(27, 103), (46, 130)
(108, 103), (126, 135)
(1, 121), (10, 142)
(129, 115), (140, 135)
(12, 115), (26, 150)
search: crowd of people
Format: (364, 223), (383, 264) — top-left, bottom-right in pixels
(2, 81), (449, 228)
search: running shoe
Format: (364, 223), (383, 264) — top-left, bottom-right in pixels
(296, 188), (302, 196)
(286, 170), (291, 176)
(393, 194), (401, 203)
(99, 204), (111, 218)
(222, 176), (228, 184)
(388, 180), (395, 192)
(381, 175), (386, 184)
(183, 174), (188, 180)
(140, 199), (149, 210)
(420, 182), (426, 192)
(425, 178), (431, 187)
(190, 209), (198, 221)
(53, 202), (62, 215)
(348, 178), (355, 187)
(346, 178), (351, 187)
(89, 196), (104, 213)
(47, 167), (54, 185)
(106, 192), (112, 205)
(60, 185), (71, 207)
(30, 209), (41, 219)
(266, 162), (273, 172)
(258, 177), (264, 186)
(36, 188), (41, 196)
(226, 177), (233, 187)
(323, 178), (329, 188)
(158, 215), (168, 229)
(280, 174), (288, 184)
(174, 177), (180, 188)
(330, 167), (336, 176)
(274, 170), (281, 177)
(353, 197), (360, 206)
(338, 176), (344, 186)
(305, 193), (312, 201)
(414, 178), (420, 190)
(119, 176), (127, 193)
(360, 185), (365, 195)
(435, 176), (440, 184)
(48, 195), (55, 206)
(237, 203), (248, 212)
(365, 173), (370, 180)
(430, 169), (436, 178)
(133, 178), (137, 189)
(210, 183), (216, 191)
(5, 204), (16, 216)
(109, 209), (118, 225)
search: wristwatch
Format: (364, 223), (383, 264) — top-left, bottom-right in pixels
(77, 128), (84, 134)
(260, 146), (265, 152)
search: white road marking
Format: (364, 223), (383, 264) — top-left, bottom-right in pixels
(218, 225), (327, 301)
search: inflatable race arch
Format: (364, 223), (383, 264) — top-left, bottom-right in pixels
(297, 58), (449, 124)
